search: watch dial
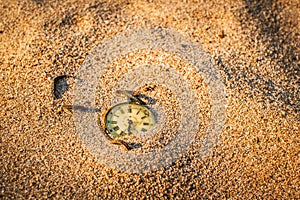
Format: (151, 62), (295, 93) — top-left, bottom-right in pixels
(105, 103), (156, 137)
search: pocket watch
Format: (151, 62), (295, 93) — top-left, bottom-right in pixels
(102, 90), (156, 150)
(61, 90), (156, 150)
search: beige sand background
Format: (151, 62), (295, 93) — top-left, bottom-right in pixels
(0, 0), (299, 199)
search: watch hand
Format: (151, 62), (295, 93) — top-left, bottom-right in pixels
(127, 119), (133, 134)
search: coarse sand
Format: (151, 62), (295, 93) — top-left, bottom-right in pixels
(0, 0), (299, 199)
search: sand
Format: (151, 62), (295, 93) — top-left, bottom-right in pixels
(0, 0), (299, 199)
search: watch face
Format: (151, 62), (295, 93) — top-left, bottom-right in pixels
(104, 103), (156, 137)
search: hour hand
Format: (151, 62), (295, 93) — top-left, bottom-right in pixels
(127, 119), (139, 135)
(127, 119), (133, 134)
